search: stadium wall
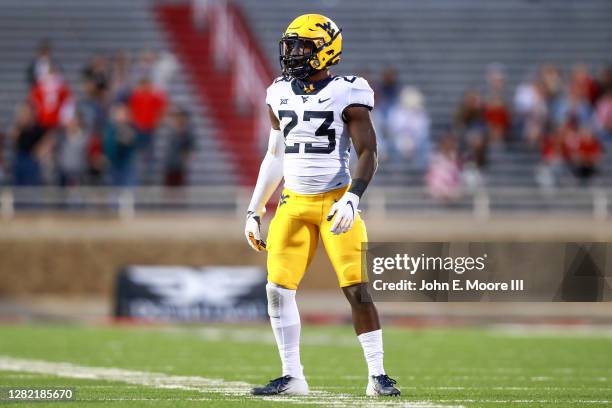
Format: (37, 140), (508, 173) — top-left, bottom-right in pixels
(2, 215), (612, 297)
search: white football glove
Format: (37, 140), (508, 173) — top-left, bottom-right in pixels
(327, 192), (360, 235)
(245, 211), (266, 252)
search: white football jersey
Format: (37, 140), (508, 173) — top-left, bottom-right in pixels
(266, 75), (375, 194)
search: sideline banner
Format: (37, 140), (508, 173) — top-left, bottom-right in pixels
(114, 266), (267, 321)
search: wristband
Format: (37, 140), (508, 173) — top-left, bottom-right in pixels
(348, 178), (368, 198)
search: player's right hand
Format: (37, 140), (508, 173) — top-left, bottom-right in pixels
(245, 211), (267, 252)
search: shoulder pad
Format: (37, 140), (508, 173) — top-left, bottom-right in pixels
(335, 76), (374, 110)
(266, 77), (291, 105)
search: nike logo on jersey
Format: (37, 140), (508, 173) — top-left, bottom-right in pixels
(318, 97), (331, 103)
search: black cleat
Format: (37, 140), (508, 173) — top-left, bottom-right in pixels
(366, 374), (401, 396)
(251, 375), (309, 396)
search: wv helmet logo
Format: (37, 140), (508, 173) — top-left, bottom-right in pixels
(279, 193), (290, 206)
(315, 22), (336, 39)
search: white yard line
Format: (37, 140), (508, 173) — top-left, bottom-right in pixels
(0, 356), (460, 408)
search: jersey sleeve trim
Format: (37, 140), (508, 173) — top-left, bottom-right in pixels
(341, 103), (373, 123)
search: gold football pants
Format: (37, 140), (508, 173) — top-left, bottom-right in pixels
(266, 186), (367, 289)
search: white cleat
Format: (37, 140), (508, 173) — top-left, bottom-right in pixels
(366, 374), (401, 397)
(251, 375), (309, 396)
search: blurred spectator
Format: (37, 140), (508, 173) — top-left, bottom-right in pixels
(552, 65), (594, 130)
(373, 67), (401, 159)
(569, 63), (598, 105)
(387, 86), (431, 168)
(377, 67), (401, 111)
(56, 114), (87, 186)
(26, 39), (54, 87)
(128, 77), (166, 139)
(536, 124), (566, 189)
(103, 104), (137, 187)
(483, 64), (511, 143)
(516, 64), (566, 146)
(454, 89), (487, 168)
(514, 73), (548, 145)
(152, 51), (178, 92)
(484, 95), (511, 145)
(426, 135), (462, 202)
(110, 51), (133, 102)
(9, 104), (48, 185)
(82, 54), (110, 96)
(595, 90), (612, 141)
(539, 64), (563, 110)
(553, 85), (592, 130)
(595, 65), (612, 99)
(29, 64), (73, 130)
(565, 127), (603, 185)
(86, 131), (106, 185)
(163, 108), (195, 187)
(128, 76), (167, 177)
(78, 67), (108, 140)
(76, 59), (110, 186)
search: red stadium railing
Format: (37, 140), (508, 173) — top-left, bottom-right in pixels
(155, 1), (274, 186)
(209, 1), (271, 144)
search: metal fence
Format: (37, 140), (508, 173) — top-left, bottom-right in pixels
(1, 186), (610, 220)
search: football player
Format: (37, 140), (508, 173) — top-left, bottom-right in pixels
(244, 14), (400, 397)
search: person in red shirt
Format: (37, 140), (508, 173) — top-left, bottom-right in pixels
(29, 65), (72, 130)
(128, 76), (167, 184)
(129, 77), (167, 134)
(569, 63), (599, 106)
(484, 96), (510, 143)
(541, 129), (564, 165)
(566, 127), (603, 185)
(536, 122), (567, 189)
(483, 64), (511, 143)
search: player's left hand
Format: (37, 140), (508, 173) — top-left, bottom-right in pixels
(327, 192), (360, 235)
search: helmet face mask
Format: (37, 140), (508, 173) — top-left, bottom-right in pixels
(279, 35), (318, 80)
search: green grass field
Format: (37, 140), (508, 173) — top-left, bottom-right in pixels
(0, 323), (611, 407)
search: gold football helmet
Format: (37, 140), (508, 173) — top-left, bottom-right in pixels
(279, 14), (342, 79)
